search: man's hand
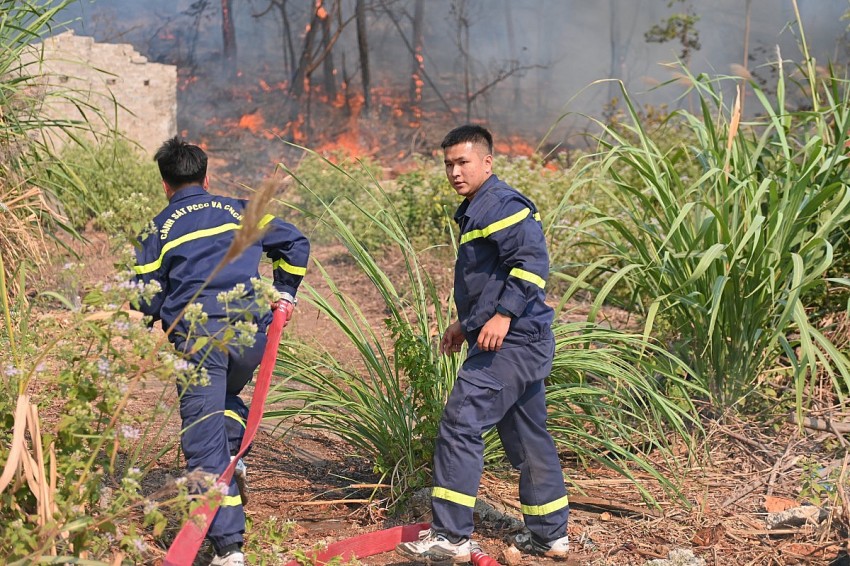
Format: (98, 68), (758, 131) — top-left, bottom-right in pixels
(477, 312), (511, 352)
(440, 320), (465, 355)
(271, 299), (295, 327)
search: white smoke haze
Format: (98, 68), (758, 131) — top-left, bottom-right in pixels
(60, 0), (850, 179)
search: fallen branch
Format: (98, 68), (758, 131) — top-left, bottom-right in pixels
(298, 499), (373, 506)
(788, 413), (850, 434)
(718, 425), (779, 458)
(767, 433), (798, 497)
(500, 493), (661, 518)
(722, 456), (801, 510)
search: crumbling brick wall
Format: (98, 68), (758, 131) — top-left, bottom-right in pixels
(28, 30), (177, 156)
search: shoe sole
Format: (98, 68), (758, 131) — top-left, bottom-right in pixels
(395, 545), (470, 564)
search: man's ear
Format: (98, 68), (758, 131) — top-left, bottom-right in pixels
(162, 179), (172, 199)
(202, 175), (210, 191)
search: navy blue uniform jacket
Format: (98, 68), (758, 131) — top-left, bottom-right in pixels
(453, 174), (554, 347)
(133, 185), (310, 341)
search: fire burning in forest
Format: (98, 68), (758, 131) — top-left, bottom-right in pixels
(159, 0), (564, 182)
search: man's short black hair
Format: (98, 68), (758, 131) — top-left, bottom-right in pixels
(440, 124), (493, 155)
(154, 136), (208, 188)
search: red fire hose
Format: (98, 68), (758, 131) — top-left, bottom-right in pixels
(280, 522), (501, 566)
(162, 308), (502, 565)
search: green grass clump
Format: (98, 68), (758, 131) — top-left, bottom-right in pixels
(564, 61), (850, 410)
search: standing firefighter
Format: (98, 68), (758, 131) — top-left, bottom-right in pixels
(132, 137), (310, 566)
(397, 125), (569, 563)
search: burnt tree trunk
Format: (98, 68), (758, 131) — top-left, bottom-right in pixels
(221, 0), (237, 66)
(275, 0), (297, 78)
(356, 0), (371, 114)
(291, 7), (321, 98)
(408, 0), (424, 124)
(320, 1), (337, 100)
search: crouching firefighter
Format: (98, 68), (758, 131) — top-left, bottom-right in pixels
(132, 137), (310, 566)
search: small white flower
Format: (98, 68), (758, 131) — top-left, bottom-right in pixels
(97, 358), (112, 377)
(120, 425), (140, 439)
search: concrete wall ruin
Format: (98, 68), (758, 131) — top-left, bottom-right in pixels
(28, 30), (177, 156)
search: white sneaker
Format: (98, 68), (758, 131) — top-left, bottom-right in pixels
(514, 531), (569, 558)
(396, 528), (472, 564)
(210, 550), (245, 566)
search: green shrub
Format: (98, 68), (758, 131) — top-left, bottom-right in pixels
(566, 60), (850, 410)
(288, 150), (386, 248)
(54, 139), (164, 238)
(391, 155), (457, 248)
(269, 154), (459, 501)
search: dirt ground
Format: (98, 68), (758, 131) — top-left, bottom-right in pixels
(53, 229), (850, 566)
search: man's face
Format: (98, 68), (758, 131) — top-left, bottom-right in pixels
(444, 141), (493, 200)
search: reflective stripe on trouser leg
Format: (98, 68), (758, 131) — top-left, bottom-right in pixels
(431, 373), (491, 538)
(177, 339), (245, 551)
(224, 334), (266, 458)
(496, 340), (569, 542)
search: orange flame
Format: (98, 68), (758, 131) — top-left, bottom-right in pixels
(238, 112), (265, 134)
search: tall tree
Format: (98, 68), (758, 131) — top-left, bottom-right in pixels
(356, 0), (371, 114)
(320, 1), (337, 99)
(221, 0), (237, 64)
(291, 3), (322, 97)
(409, 0), (424, 123)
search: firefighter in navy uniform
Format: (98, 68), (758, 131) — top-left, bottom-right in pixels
(397, 125), (569, 564)
(133, 137), (309, 566)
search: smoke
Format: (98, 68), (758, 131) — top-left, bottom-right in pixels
(61, 0), (850, 180)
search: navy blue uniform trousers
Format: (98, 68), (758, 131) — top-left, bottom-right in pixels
(432, 337), (569, 542)
(175, 333), (267, 552)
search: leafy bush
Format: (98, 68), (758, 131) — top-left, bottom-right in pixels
(54, 139), (164, 238)
(391, 155), (457, 248)
(0, 260), (183, 562)
(566, 60), (850, 409)
(288, 150), (386, 248)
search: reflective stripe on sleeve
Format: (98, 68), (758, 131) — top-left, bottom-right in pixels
(521, 494), (569, 516)
(134, 223), (241, 274)
(259, 214), (275, 228)
(460, 208), (531, 245)
(272, 258), (307, 276)
(432, 486), (476, 508)
(509, 267), (546, 289)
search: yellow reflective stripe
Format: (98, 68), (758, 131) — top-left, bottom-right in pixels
(533, 212), (541, 222)
(259, 214), (275, 228)
(221, 494), (242, 507)
(509, 267), (546, 289)
(224, 410), (245, 428)
(133, 223), (241, 275)
(521, 495), (569, 516)
(273, 258), (307, 276)
(460, 208), (530, 245)
(431, 486), (476, 508)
